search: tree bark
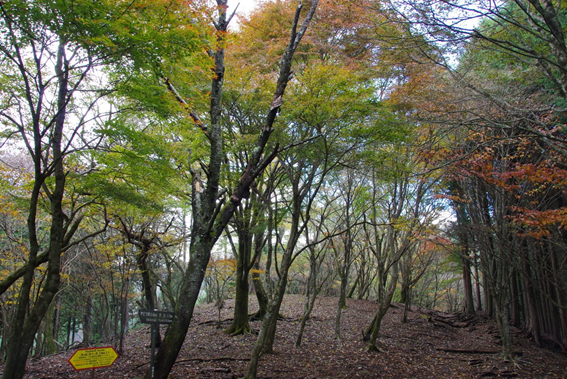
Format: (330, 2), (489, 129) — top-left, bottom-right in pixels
(462, 255), (475, 315)
(43, 299), (58, 355)
(225, 238), (251, 335)
(252, 255), (269, 321)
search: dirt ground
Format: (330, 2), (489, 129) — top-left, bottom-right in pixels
(15, 295), (567, 378)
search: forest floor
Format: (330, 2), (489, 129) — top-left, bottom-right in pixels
(15, 295), (567, 378)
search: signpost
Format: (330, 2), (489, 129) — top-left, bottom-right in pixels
(139, 309), (174, 379)
(68, 346), (118, 378)
(139, 309), (174, 324)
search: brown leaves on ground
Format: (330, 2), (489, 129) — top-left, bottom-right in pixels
(18, 295), (567, 378)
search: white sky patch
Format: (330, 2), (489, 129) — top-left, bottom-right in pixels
(229, 0), (259, 16)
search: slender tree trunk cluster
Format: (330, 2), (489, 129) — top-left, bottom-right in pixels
(449, 128), (567, 356)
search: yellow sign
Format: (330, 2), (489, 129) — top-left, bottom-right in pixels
(68, 346), (119, 371)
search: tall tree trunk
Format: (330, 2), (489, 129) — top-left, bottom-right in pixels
(366, 261), (399, 351)
(119, 274), (130, 354)
(522, 247), (542, 346)
(402, 288), (411, 324)
(147, 239), (215, 379)
(462, 255), (475, 315)
(53, 295), (61, 344)
(34, 322), (44, 358)
(70, 318), (76, 347)
(2, 39), (68, 379)
(244, 247), (294, 379)
(250, 201), (272, 321)
(335, 171), (355, 340)
(65, 318), (71, 348)
(225, 229), (252, 335)
(400, 256), (411, 323)
(348, 274), (359, 299)
(296, 248), (318, 347)
(483, 272), (494, 318)
(225, 249), (251, 335)
(0, 307), (8, 360)
(334, 271), (347, 339)
(473, 251), (483, 312)
(494, 297), (514, 361)
(44, 299), (58, 355)
(252, 257), (268, 321)
(83, 295), (92, 347)
(510, 270), (521, 328)
(551, 247), (567, 349)
(136, 250), (161, 346)
(453, 186), (474, 315)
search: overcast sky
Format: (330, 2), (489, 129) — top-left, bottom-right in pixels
(230, 0), (258, 16)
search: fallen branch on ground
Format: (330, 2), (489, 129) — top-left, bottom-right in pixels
(437, 348), (523, 356)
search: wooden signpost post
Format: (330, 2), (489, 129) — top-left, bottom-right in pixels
(68, 346), (118, 378)
(139, 309), (174, 379)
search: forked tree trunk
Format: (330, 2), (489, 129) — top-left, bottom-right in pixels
(244, 248), (294, 379)
(365, 261), (399, 351)
(144, 2), (316, 377)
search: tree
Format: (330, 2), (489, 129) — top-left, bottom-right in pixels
(222, 167), (279, 335)
(205, 258), (236, 327)
(388, 0), (567, 356)
(332, 168), (366, 340)
(0, 1), (207, 376)
(362, 144), (441, 352)
(113, 214), (183, 347)
(144, 1), (320, 378)
(295, 203), (337, 347)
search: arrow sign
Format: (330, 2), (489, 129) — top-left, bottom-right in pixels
(68, 346), (119, 371)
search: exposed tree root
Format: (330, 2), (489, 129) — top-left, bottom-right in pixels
(224, 323), (251, 336)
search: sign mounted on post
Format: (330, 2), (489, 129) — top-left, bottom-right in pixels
(68, 346), (119, 371)
(139, 309), (175, 379)
(139, 309), (174, 324)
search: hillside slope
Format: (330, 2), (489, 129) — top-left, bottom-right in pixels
(17, 295), (567, 378)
